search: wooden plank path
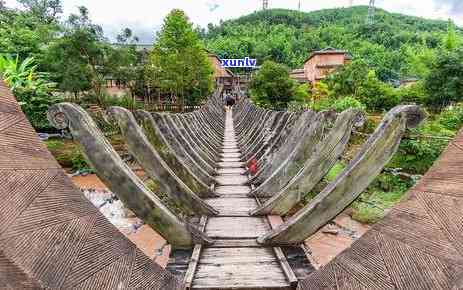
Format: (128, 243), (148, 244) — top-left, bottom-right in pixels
(189, 109), (295, 289)
(2, 79), (463, 289)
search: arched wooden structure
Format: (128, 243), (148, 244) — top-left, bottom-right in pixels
(1, 79), (462, 289)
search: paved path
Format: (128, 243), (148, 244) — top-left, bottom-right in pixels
(192, 109), (293, 289)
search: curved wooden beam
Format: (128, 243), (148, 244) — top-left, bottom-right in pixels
(106, 106), (218, 216)
(251, 110), (316, 184)
(257, 105), (426, 245)
(251, 109), (364, 216)
(252, 112), (326, 197)
(48, 103), (213, 249)
(134, 110), (216, 197)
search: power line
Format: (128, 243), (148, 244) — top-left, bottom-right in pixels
(263, 0), (268, 10)
(366, 0), (375, 25)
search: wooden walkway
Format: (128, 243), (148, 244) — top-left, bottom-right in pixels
(189, 109), (295, 289)
(2, 77), (463, 289)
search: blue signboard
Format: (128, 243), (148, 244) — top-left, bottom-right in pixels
(221, 57), (257, 68)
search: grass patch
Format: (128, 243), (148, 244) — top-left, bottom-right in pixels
(325, 161), (346, 182)
(45, 139), (91, 171)
(350, 173), (412, 223)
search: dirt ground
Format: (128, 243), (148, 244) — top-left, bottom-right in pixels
(71, 173), (370, 269)
(71, 173), (171, 267)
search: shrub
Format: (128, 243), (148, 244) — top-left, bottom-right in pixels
(250, 60), (296, 108)
(351, 174), (412, 223)
(395, 82), (427, 105)
(0, 55), (62, 130)
(293, 83), (310, 103)
(45, 139), (90, 171)
(332, 96), (366, 112)
(100, 93), (140, 110)
(424, 48), (463, 109)
(389, 105), (463, 174)
(436, 103), (463, 131)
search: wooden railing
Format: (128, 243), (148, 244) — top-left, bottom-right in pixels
(139, 102), (203, 113)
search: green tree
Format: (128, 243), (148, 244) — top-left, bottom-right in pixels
(293, 83), (310, 102)
(444, 19), (458, 50)
(326, 60), (400, 111)
(0, 55), (61, 129)
(17, 0), (62, 24)
(146, 9), (213, 105)
(425, 48), (463, 109)
(249, 60), (296, 108)
(0, 3), (60, 59)
(43, 6), (110, 102)
(108, 28), (143, 98)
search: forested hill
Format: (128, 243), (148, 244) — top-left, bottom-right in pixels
(203, 6), (461, 81)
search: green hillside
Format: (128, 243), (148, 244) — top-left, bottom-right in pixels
(203, 6), (461, 81)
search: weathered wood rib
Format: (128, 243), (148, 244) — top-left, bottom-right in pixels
(48, 103), (213, 248)
(249, 110), (316, 184)
(190, 109), (294, 290)
(151, 112), (216, 185)
(163, 114), (216, 174)
(257, 105), (426, 245)
(298, 121), (463, 290)
(250, 112), (299, 165)
(107, 106), (218, 216)
(135, 110), (215, 196)
(251, 112), (326, 196)
(252, 109), (364, 215)
(0, 80), (183, 289)
(242, 111), (286, 161)
(171, 114), (217, 165)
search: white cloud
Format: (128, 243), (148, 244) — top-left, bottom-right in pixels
(4, 0), (462, 43)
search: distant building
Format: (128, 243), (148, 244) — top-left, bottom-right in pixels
(399, 77), (419, 87)
(289, 69), (306, 84)
(290, 48), (352, 84)
(207, 52), (238, 90)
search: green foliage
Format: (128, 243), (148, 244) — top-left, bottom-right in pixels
(146, 9), (213, 105)
(17, 0), (62, 24)
(42, 7), (107, 101)
(390, 104), (463, 174)
(326, 60), (400, 112)
(444, 19), (458, 50)
(250, 60), (296, 108)
(293, 83), (310, 102)
(395, 81), (427, 104)
(351, 173), (412, 223)
(325, 161), (346, 182)
(204, 7), (460, 82)
(332, 96), (366, 112)
(401, 45), (436, 78)
(0, 55), (61, 129)
(100, 93), (141, 110)
(0, 3), (60, 59)
(424, 48), (463, 109)
(45, 139), (90, 171)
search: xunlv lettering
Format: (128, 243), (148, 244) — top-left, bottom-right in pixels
(221, 57), (257, 68)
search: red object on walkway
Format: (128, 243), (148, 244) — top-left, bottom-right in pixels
(247, 158), (258, 176)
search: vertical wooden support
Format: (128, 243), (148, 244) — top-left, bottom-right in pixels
(184, 216), (208, 289)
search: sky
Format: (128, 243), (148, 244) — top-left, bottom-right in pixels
(5, 0), (463, 43)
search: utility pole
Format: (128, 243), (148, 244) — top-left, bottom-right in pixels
(263, 0), (268, 10)
(298, 0), (301, 11)
(366, 0), (375, 25)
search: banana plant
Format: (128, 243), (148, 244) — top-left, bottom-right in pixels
(0, 54), (61, 129)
